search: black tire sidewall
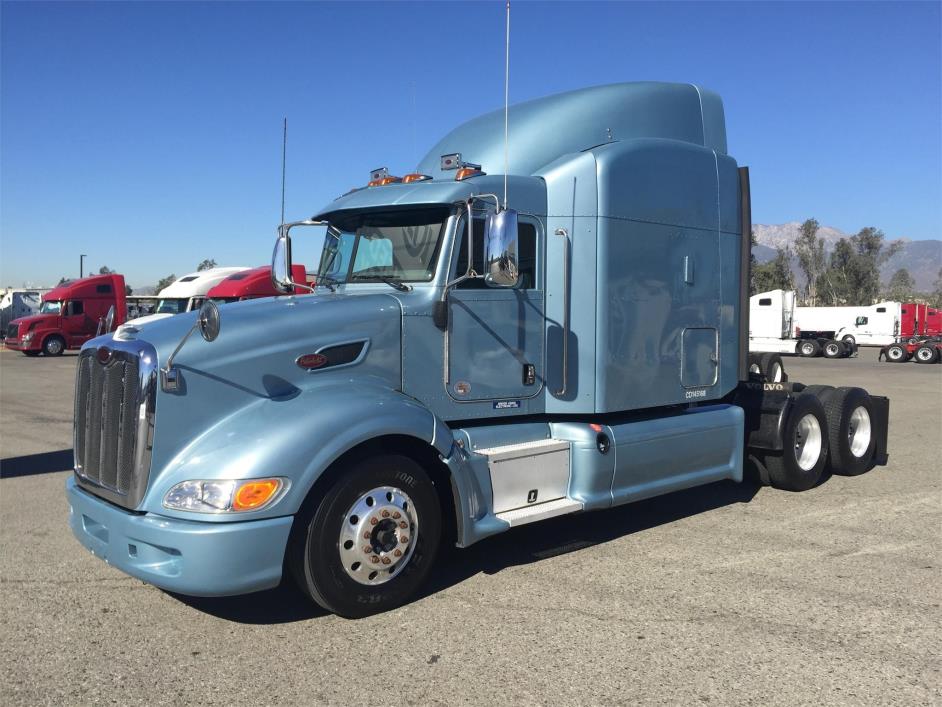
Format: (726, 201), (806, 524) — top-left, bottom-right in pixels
(766, 394), (828, 492)
(825, 387), (875, 476)
(301, 454), (442, 618)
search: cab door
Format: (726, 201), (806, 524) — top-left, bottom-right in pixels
(446, 215), (544, 402)
(62, 300), (95, 345)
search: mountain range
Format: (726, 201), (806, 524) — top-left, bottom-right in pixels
(752, 222), (941, 291)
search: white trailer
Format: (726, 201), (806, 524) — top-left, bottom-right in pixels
(749, 289), (855, 359)
(795, 302), (900, 347)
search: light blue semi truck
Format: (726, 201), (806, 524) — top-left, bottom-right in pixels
(67, 83), (889, 617)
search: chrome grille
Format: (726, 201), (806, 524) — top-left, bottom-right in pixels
(74, 344), (156, 508)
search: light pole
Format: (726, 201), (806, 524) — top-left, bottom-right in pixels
(80, 254), (87, 278)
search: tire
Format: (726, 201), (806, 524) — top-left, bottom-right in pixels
(842, 335), (856, 347)
(885, 344), (908, 363)
(801, 384), (835, 400)
(763, 393), (829, 492)
(23, 350), (41, 357)
(747, 353), (762, 377)
(289, 454), (442, 618)
(760, 353), (785, 382)
(914, 346), (939, 364)
(798, 340), (820, 357)
(822, 340), (845, 359)
(821, 387), (876, 476)
(42, 335), (65, 356)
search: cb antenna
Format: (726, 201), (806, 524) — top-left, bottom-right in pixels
(503, 1), (511, 209)
(280, 117), (287, 230)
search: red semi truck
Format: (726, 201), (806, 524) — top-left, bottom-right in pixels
(900, 303), (941, 341)
(5, 274), (126, 356)
(206, 265), (309, 303)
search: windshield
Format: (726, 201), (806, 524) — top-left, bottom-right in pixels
(210, 297), (239, 305)
(317, 207), (449, 285)
(156, 298), (190, 315)
(39, 300), (63, 314)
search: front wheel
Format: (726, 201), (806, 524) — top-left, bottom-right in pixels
(42, 335), (65, 356)
(290, 454), (442, 618)
(841, 335), (856, 348)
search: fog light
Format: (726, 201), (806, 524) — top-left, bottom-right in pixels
(163, 478), (287, 513)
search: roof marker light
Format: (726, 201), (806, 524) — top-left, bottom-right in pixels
(455, 167), (485, 181)
(402, 173), (432, 184)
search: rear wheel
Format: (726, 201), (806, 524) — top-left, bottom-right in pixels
(885, 344), (908, 363)
(915, 346), (939, 364)
(42, 335), (65, 356)
(822, 340), (845, 359)
(798, 340), (820, 357)
(760, 353), (785, 382)
(822, 387), (876, 476)
(762, 393), (829, 492)
(289, 454), (441, 618)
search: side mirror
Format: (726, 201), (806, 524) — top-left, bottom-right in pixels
(197, 299), (221, 342)
(484, 209), (520, 288)
(271, 234), (293, 294)
(104, 305), (116, 333)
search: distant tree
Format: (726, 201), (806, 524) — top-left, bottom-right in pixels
(155, 274), (176, 292)
(931, 268), (942, 308)
(98, 266), (115, 274)
(125, 284), (134, 296)
(819, 228), (900, 305)
(752, 245), (794, 295)
(794, 218), (826, 305)
(196, 259), (217, 272)
(57, 276), (68, 286)
(883, 269), (916, 302)
(819, 238), (855, 305)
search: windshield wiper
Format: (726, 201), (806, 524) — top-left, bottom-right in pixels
(350, 274), (412, 292)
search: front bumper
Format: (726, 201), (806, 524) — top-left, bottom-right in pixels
(5, 337), (37, 351)
(66, 476), (294, 597)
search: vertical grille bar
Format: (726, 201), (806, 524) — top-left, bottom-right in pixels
(115, 359), (139, 494)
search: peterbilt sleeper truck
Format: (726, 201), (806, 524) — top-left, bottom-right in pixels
(67, 83), (889, 618)
(6, 274), (126, 356)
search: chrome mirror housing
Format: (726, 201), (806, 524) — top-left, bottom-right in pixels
(484, 208), (520, 288)
(104, 305), (116, 333)
(271, 233), (293, 294)
(197, 300), (220, 342)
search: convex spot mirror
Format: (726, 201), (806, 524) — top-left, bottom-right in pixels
(484, 209), (520, 288)
(198, 299), (221, 342)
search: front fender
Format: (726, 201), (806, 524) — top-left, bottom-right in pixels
(141, 383), (452, 521)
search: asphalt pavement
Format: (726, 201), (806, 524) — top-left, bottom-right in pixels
(1, 347), (939, 705)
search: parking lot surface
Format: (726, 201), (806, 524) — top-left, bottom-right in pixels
(1, 347), (940, 705)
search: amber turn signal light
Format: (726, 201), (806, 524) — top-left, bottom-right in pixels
(455, 167), (484, 181)
(232, 479), (282, 511)
(402, 173), (432, 183)
(368, 176), (402, 187)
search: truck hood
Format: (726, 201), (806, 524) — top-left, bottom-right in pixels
(8, 313), (58, 331)
(91, 292), (405, 493)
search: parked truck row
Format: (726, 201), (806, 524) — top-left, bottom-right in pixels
(749, 288), (941, 361)
(66, 82), (890, 618)
(4, 266), (310, 356)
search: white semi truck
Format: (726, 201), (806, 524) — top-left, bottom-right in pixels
(748, 289), (858, 361)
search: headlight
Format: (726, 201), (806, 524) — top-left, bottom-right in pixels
(163, 477), (288, 513)
(22, 332), (33, 342)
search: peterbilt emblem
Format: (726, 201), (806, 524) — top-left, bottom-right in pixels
(96, 347), (113, 365)
(296, 353), (328, 370)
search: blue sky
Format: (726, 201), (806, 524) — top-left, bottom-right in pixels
(2, 1), (940, 289)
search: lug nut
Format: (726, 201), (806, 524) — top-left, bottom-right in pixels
(399, 521), (407, 529)
(370, 517), (378, 526)
(381, 510), (390, 518)
(363, 531), (371, 539)
(370, 556), (379, 564)
(400, 536), (409, 544)
(381, 557), (391, 565)
(363, 546), (372, 554)
(392, 512), (401, 519)
(394, 549), (402, 557)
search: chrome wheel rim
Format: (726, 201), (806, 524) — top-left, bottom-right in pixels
(848, 406), (872, 458)
(794, 413), (823, 471)
(771, 362), (783, 382)
(338, 486), (418, 586)
(888, 347), (903, 360)
(749, 363), (761, 374)
(46, 339), (62, 354)
(917, 348), (933, 361)
(825, 344), (839, 356)
(801, 343), (814, 355)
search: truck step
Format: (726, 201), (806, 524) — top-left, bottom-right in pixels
(474, 438), (569, 460)
(495, 497), (583, 527)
